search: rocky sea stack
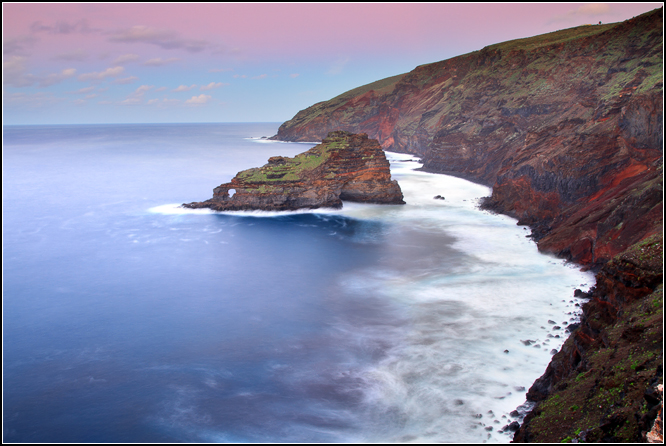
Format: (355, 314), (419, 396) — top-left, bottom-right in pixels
(183, 131), (404, 211)
(271, 8), (663, 443)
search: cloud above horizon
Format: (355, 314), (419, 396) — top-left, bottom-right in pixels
(78, 66), (124, 82)
(107, 25), (215, 53)
(143, 57), (180, 66)
(3, 3), (660, 124)
(185, 94), (211, 105)
(112, 53), (140, 65)
(173, 84), (197, 92)
(200, 82), (227, 90)
(4, 55), (77, 87)
(549, 3), (612, 23)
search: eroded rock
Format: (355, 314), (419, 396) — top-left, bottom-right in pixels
(184, 131), (404, 211)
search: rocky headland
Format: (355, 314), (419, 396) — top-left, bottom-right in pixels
(271, 8), (663, 443)
(183, 131), (404, 211)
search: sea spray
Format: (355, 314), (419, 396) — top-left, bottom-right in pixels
(4, 124), (594, 443)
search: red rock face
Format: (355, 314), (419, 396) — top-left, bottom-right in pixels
(184, 131), (404, 211)
(272, 11), (663, 440)
(273, 8), (663, 269)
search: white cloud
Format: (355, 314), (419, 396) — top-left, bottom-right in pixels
(4, 91), (65, 108)
(549, 3), (611, 22)
(120, 97), (142, 105)
(4, 57), (77, 88)
(290, 73), (300, 78)
(112, 76), (139, 85)
(3, 56), (33, 87)
(133, 85), (154, 95)
(143, 57), (180, 66)
(68, 86), (96, 94)
(327, 57), (350, 76)
(112, 54), (140, 65)
(200, 82), (227, 91)
(3, 35), (39, 56)
(54, 49), (89, 61)
(118, 84), (154, 105)
(209, 68), (233, 73)
(173, 84), (197, 92)
(30, 19), (98, 35)
(252, 74), (267, 80)
(78, 66), (124, 82)
(108, 25), (211, 53)
(185, 94), (211, 105)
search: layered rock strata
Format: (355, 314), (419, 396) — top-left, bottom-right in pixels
(272, 8), (663, 268)
(183, 131), (404, 211)
(270, 8), (663, 443)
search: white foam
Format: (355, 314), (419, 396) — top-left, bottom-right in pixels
(328, 154), (595, 442)
(246, 137), (320, 145)
(148, 204), (216, 215)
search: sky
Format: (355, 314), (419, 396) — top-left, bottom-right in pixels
(3, 3), (662, 125)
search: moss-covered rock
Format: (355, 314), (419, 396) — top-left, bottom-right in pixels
(183, 131), (404, 211)
(514, 234), (663, 442)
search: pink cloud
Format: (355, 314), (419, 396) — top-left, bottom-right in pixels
(112, 53), (140, 65)
(173, 84), (197, 92)
(112, 76), (139, 85)
(78, 66), (124, 82)
(143, 57), (180, 66)
(200, 82), (227, 91)
(4, 56), (77, 87)
(185, 94), (211, 105)
(107, 25), (213, 53)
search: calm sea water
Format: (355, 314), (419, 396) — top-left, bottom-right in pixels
(3, 123), (594, 443)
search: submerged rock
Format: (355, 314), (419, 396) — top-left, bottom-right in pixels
(183, 131), (404, 211)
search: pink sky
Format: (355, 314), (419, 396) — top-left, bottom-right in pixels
(3, 3), (661, 124)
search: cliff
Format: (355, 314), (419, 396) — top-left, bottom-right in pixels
(273, 8), (662, 267)
(513, 234), (663, 442)
(271, 8), (663, 443)
(183, 131), (404, 211)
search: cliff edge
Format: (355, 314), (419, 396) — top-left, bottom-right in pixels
(271, 8), (663, 443)
(272, 8), (662, 268)
(183, 131), (404, 211)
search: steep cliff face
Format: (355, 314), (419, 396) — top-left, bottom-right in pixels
(271, 7), (663, 443)
(183, 131), (404, 211)
(514, 234), (663, 442)
(273, 8), (663, 267)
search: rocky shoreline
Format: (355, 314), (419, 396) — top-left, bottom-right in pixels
(269, 8), (663, 442)
(183, 131), (404, 212)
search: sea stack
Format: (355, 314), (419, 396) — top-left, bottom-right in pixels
(183, 131), (405, 211)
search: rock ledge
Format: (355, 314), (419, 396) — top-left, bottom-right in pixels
(183, 131), (404, 211)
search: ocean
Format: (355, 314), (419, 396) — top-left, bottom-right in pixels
(3, 123), (594, 443)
